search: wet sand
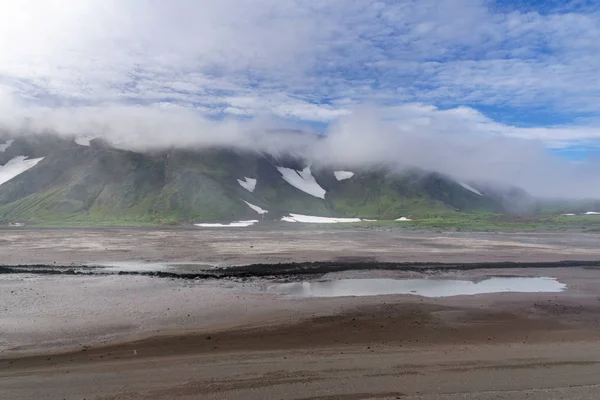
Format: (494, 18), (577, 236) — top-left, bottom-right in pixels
(2, 228), (600, 399)
(2, 301), (600, 399)
(2, 266), (600, 399)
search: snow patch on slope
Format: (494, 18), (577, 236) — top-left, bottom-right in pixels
(237, 177), (257, 192)
(74, 136), (96, 146)
(281, 213), (362, 224)
(243, 201), (268, 215)
(585, 211), (600, 215)
(277, 166), (326, 199)
(395, 217), (412, 221)
(459, 182), (483, 196)
(334, 171), (355, 181)
(0, 156), (44, 187)
(0, 140), (14, 152)
(195, 220), (258, 228)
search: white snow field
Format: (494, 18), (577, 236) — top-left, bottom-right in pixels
(334, 170), (355, 181)
(459, 181), (483, 196)
(243, 200), (268, 215)
(395, 217), (412, 221)
(195, 220), (259, 228)
(585, 211), (600, 215)
(276, 166), (326, 199)
(74, 136), (96, 146)
(237, 177), (257, 192)
(281, 213), (362, 223)
(0, 156), (44, 187)
(0, 139), (14, 152)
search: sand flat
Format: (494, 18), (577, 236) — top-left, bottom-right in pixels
(2, 229), (600, 399)
(2, 228), (600, 265)
(2, 266), (600, 399)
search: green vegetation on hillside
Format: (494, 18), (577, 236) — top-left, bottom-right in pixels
(326, 214), (600, 233)
(1, 135), (598, 230)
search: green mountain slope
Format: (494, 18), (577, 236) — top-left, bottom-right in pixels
(0, 135), (532, 225)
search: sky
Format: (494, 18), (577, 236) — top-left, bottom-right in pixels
(1, 0), (600, 196)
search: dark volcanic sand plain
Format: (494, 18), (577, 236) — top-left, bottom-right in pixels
(3, 227), (600, 265)
(2, 228), (600, 399)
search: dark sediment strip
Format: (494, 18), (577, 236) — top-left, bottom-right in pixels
(1, 260), (600, 280)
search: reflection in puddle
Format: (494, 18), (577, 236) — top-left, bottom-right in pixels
(98, 262), (171, 272)
(268, 277), (565, 298)
(91, 262), (215, 274)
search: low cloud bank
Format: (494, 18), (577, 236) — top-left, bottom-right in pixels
(1, 94), (599, 198)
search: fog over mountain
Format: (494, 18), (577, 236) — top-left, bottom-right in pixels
(0, 99), (598, 199)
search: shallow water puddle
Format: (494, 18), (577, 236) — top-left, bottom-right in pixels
(92, 262), (215, 273)
(268, 277), (565, 298)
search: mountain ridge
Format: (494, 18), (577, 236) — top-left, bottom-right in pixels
(0, 134), (536, 225)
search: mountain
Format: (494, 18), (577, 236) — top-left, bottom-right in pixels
(0, 134), (533, 225)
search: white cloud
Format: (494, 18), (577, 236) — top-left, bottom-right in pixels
(1, 0), (599, 122)
(312, 105), (600, 198)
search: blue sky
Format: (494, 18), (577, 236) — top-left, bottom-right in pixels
(2, 0), (600, 169)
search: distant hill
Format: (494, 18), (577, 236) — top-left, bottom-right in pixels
(0, 134), (535, 225)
